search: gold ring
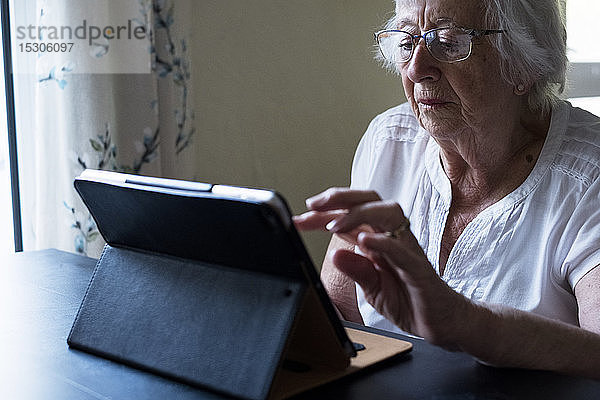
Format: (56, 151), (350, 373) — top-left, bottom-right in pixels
(384, 218), (411, 238)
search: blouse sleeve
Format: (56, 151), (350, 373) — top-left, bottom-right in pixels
(561, 176), (600, 290)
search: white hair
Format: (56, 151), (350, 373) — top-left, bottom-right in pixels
(378, 0), (567, 115)
(483, 0), (567, 115)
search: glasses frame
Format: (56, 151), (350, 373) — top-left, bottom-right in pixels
(374, 27), (505, 64)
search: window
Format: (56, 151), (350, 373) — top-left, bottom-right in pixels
(565, 1), (600, 115)
(0, 1), (15, 255)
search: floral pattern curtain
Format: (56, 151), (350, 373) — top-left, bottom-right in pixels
(13, 0), (197, 257)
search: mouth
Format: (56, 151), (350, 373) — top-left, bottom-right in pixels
(417, 98), (450, 109)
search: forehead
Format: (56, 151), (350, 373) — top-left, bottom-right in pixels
(395, 0), (485, 28)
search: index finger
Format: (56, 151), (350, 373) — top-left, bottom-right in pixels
(293, 210), (346, 231)
(306, 188), (381, 211)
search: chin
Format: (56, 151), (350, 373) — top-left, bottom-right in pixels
(418, 116), (461, 139)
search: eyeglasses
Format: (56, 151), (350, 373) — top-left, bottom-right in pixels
(374, 27), (504, 64)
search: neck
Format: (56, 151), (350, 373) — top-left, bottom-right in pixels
(437, 107), (550, 207)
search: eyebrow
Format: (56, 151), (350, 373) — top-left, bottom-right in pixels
(396, 16), (457, 28)
(435, 17), (455, 24)
(396, 18), (417, 28)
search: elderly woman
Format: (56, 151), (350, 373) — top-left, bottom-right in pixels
(294, 0), (600, 378)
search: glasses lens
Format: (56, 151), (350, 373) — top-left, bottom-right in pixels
(425, 28), (472, 62)
(377, 31), (413, 63)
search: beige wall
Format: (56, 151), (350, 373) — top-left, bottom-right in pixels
(188, 1), (406, 267)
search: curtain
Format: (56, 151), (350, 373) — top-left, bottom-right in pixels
(13, 0), (197, 257)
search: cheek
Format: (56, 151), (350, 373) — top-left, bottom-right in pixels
(454, 55), (509, 106)
(454, 75), (510, 116)
(454, 82), (481, 109)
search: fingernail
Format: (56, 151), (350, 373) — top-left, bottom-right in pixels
(306, 197), (320, 208)
(325, 219), (338, 231)
(357, 232), (367, 242)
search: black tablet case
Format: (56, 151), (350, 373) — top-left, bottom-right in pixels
(67, 177), (357, 400)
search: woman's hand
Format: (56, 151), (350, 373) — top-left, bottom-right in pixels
(294, 188), (472, 348)
(296, 188), (600, 377)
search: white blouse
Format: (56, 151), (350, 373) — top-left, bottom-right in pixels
(351, 101), (600, 333)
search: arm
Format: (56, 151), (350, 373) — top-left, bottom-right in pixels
(457, 266), (600, 376)
(296, 188), (600, 379)
(352, 229), (600, 379)
(321, 234), (364, 324)
(576, 264), (600, 334)
(457, 288), (600, 379)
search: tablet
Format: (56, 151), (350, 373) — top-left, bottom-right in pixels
(68, 169), (411, 400)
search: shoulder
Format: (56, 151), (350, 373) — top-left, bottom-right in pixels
(549, 101), (600, 188)
(364, 102), (428, 143)
(541, 103), (600, 288)
(355, 102), (431, 161)
(351, 103), (430, 191)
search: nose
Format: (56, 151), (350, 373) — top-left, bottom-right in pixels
(405, 39), (441, 84)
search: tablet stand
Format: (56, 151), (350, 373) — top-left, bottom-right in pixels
(69, 245), (351, 400)
(68, 173), (412, 399)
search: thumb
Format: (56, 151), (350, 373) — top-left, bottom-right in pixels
(332, 249), (380, 295)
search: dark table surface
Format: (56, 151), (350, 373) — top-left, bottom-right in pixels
(2, 249), (600, 400)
